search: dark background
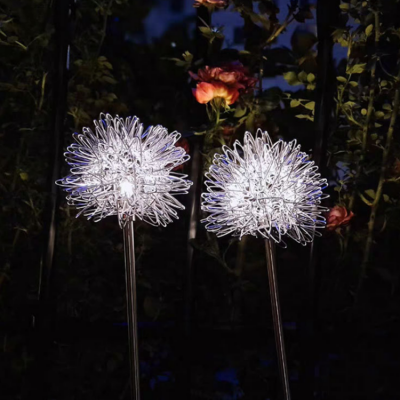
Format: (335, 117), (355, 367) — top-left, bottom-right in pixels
(1, 0), (400, 399)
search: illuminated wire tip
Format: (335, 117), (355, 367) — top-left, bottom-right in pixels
(201, 130), (329, 245)
(57, 113), (192, 228)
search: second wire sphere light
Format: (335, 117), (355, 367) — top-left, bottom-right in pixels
(201, 130), (329, 245)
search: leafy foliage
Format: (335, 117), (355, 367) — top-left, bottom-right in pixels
(1, 0), (400, 399)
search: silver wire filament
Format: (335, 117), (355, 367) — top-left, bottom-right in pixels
(201, 130), (329, 245)
(57, 113), (193, 228)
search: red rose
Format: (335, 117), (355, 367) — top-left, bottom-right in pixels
(173, 138), (190, 171)
(221, 124), (236, 137)
(326, 206), (354, 231)
(193, 81), (239, 105)
(392, 158), (400, 175)
(193, 0), (228, 9)
(219, 61), (258, 91)
(189, 61), (256, 105)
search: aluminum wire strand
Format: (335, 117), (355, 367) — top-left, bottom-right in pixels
(201, 130), (329, 245)
(57, 113), (192, 228)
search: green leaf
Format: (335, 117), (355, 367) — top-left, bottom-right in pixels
(102, 76), (117, 84)
(304, 101), (315, 111)
(199, 26), (212, 35)
(19, 172), (28, 181)
(283, 71), (302, 86)
(306, 83), (316, 90)
(384, 113), (392, 120)
(337, 76), (347, 83)
(365, 189), (376, 199)
(349, 81), (358, 87)
(298, 71), (308, 82)
(182, 51), (193, 62)
(375, 111), (384, 119)
(382, 103), (392, 111)
(361, 108), (367, 115)
(359, 192), (373, 206)
(295, 114), (313, 121)
(365, 24), (373, 37)
(290, 99), (300, 108)
(346, 63), (366, 74)
(307, 73), (315, 83)
(234, 105), (247, 118)
(381, 80), (388, 87)
(383, 194), (390, 203)
(371, 133), (378, 141)
(332, 28), (345, 41)
(339, 3), (349, 11)
(7, 35), (18, 43)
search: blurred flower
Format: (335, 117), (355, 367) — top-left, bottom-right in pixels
(392, 158), (400, 175)
(173, 138), (190, 171)
(193, 0), (227, 9)
(193, 81), (239, 105)
(190, 62), (256, 91)
(190, 61), (256, 106)
(326, 206), (354, 231)
(221, 123), (236, 137)
(218, 61), (258, 91)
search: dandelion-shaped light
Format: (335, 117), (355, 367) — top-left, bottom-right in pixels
(201, 130), (328, 246)
(57, 113), (192, 400)
(57, 113), (192, 228)
(201, 130), (329, 400)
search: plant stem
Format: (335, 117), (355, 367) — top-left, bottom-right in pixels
(344, 12), (379, 250)
(355, 63), (400, 301)
(265, 16), (294, 46)
(97, 0), (113, 57)
(259, 56), (263, 95)
(351, 12), (380, 210)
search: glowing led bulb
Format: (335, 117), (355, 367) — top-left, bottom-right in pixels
(120, 179), (135, 198)
(201, 130), (329, 245)
(57, 113), (192, 228)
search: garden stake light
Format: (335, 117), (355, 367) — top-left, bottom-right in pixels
(57, 114), (192, 400)
(201, 130), (328, 400)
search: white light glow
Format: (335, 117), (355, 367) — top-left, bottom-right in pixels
(201, 130), (329, 245)
(120, 179), (135, 198)
(57, 113), (192, 228)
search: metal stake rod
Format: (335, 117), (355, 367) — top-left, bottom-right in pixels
(123, 218), (141, 400)
(265, 239), (291, 400)
(179, 138), (202, 399)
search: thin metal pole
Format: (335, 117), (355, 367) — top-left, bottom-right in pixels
(123, 218), (141, 400)
(184, 140), (201, 337)
(265, 239), (291, 400)
(179, 138), (202, 399)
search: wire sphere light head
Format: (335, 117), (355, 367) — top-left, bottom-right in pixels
(201, 130), (329, 245)
(57, 113), (192, 228)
